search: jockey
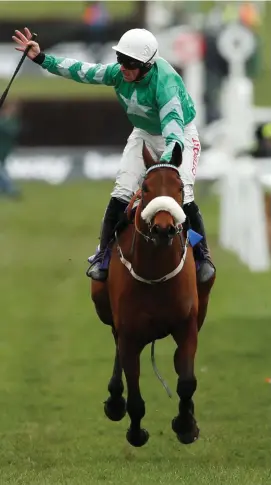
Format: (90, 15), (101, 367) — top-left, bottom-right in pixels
(13, 27), (216, 284)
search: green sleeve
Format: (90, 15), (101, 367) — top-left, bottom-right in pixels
(156, 85), (185, 162)
(41, 54), (120, 86)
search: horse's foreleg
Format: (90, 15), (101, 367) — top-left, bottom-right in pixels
(197, 293), (209, 332)
(104, 329), (126, 421)
(119, 337), (149, 447)
(197, 276), (215, 331)
(171, 316), (199, 444)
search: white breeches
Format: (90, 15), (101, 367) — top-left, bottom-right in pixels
(111, 122), (201, 205)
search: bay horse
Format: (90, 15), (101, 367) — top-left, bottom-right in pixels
(91, 142), (215, 447)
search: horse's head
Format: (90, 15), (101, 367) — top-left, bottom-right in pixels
(140, 142), (186, 246)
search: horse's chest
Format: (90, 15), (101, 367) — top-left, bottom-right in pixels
(121, 286), (192, 325)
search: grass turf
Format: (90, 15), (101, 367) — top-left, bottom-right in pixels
(0, 181), (270, 483)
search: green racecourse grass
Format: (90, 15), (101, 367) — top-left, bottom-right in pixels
(0, 181), (271, 484)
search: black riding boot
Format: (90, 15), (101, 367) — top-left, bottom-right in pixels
(183, 201), (216, 283)
(87, 197), (128, 281)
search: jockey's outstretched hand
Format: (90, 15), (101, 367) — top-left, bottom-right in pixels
(12, 27), (40, 60)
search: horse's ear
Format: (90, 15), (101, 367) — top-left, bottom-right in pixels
(142, 142), (155, 170)
(170, 142), (183, 168)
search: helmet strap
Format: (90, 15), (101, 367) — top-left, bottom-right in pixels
(135, 64), (152, 82)
(135, 49), (157, 82)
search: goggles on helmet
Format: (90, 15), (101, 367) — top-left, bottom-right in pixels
(116, 52), (144, 70)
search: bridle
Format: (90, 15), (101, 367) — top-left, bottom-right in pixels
(115, 163), (189, 285)
(135, 163), (185, 243)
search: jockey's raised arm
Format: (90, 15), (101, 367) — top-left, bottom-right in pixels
(12, 27), (121, 86)
(34, 56), (121, 87)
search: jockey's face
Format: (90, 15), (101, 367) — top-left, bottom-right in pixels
(117, 52), (142, 82)
(120, 64), (140, 82)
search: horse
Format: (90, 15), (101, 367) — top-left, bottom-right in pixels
(91, 142), (215, 447)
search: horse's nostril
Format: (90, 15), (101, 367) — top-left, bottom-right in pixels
(168, 225), (176, 236)
(152, 224), (176, 237)
(152, 224), (160, 235)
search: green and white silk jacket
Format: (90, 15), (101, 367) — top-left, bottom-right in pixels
(40, 55), (196, 162)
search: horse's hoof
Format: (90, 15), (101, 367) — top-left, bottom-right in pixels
(104, 396), (126, 422)
(126, 428), (149, 447)
(172, 417), (199, 444)
(176, 427), (199, 444)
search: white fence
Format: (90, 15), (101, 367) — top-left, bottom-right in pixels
(199, 150), (271, 272)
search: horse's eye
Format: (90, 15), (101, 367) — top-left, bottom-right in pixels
(142, 182), (149, 193)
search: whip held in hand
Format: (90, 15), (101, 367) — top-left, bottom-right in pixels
(0, 32), (37, 109)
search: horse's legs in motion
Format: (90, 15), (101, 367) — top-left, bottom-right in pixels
(119, 338), (149, 447)
(104, 329), (126, 421)
(172, 317), (199, 444)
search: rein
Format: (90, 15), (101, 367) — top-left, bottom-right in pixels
(116, 229), (189, 285)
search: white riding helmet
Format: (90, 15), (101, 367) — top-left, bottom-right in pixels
(112, 28), (158, 64)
